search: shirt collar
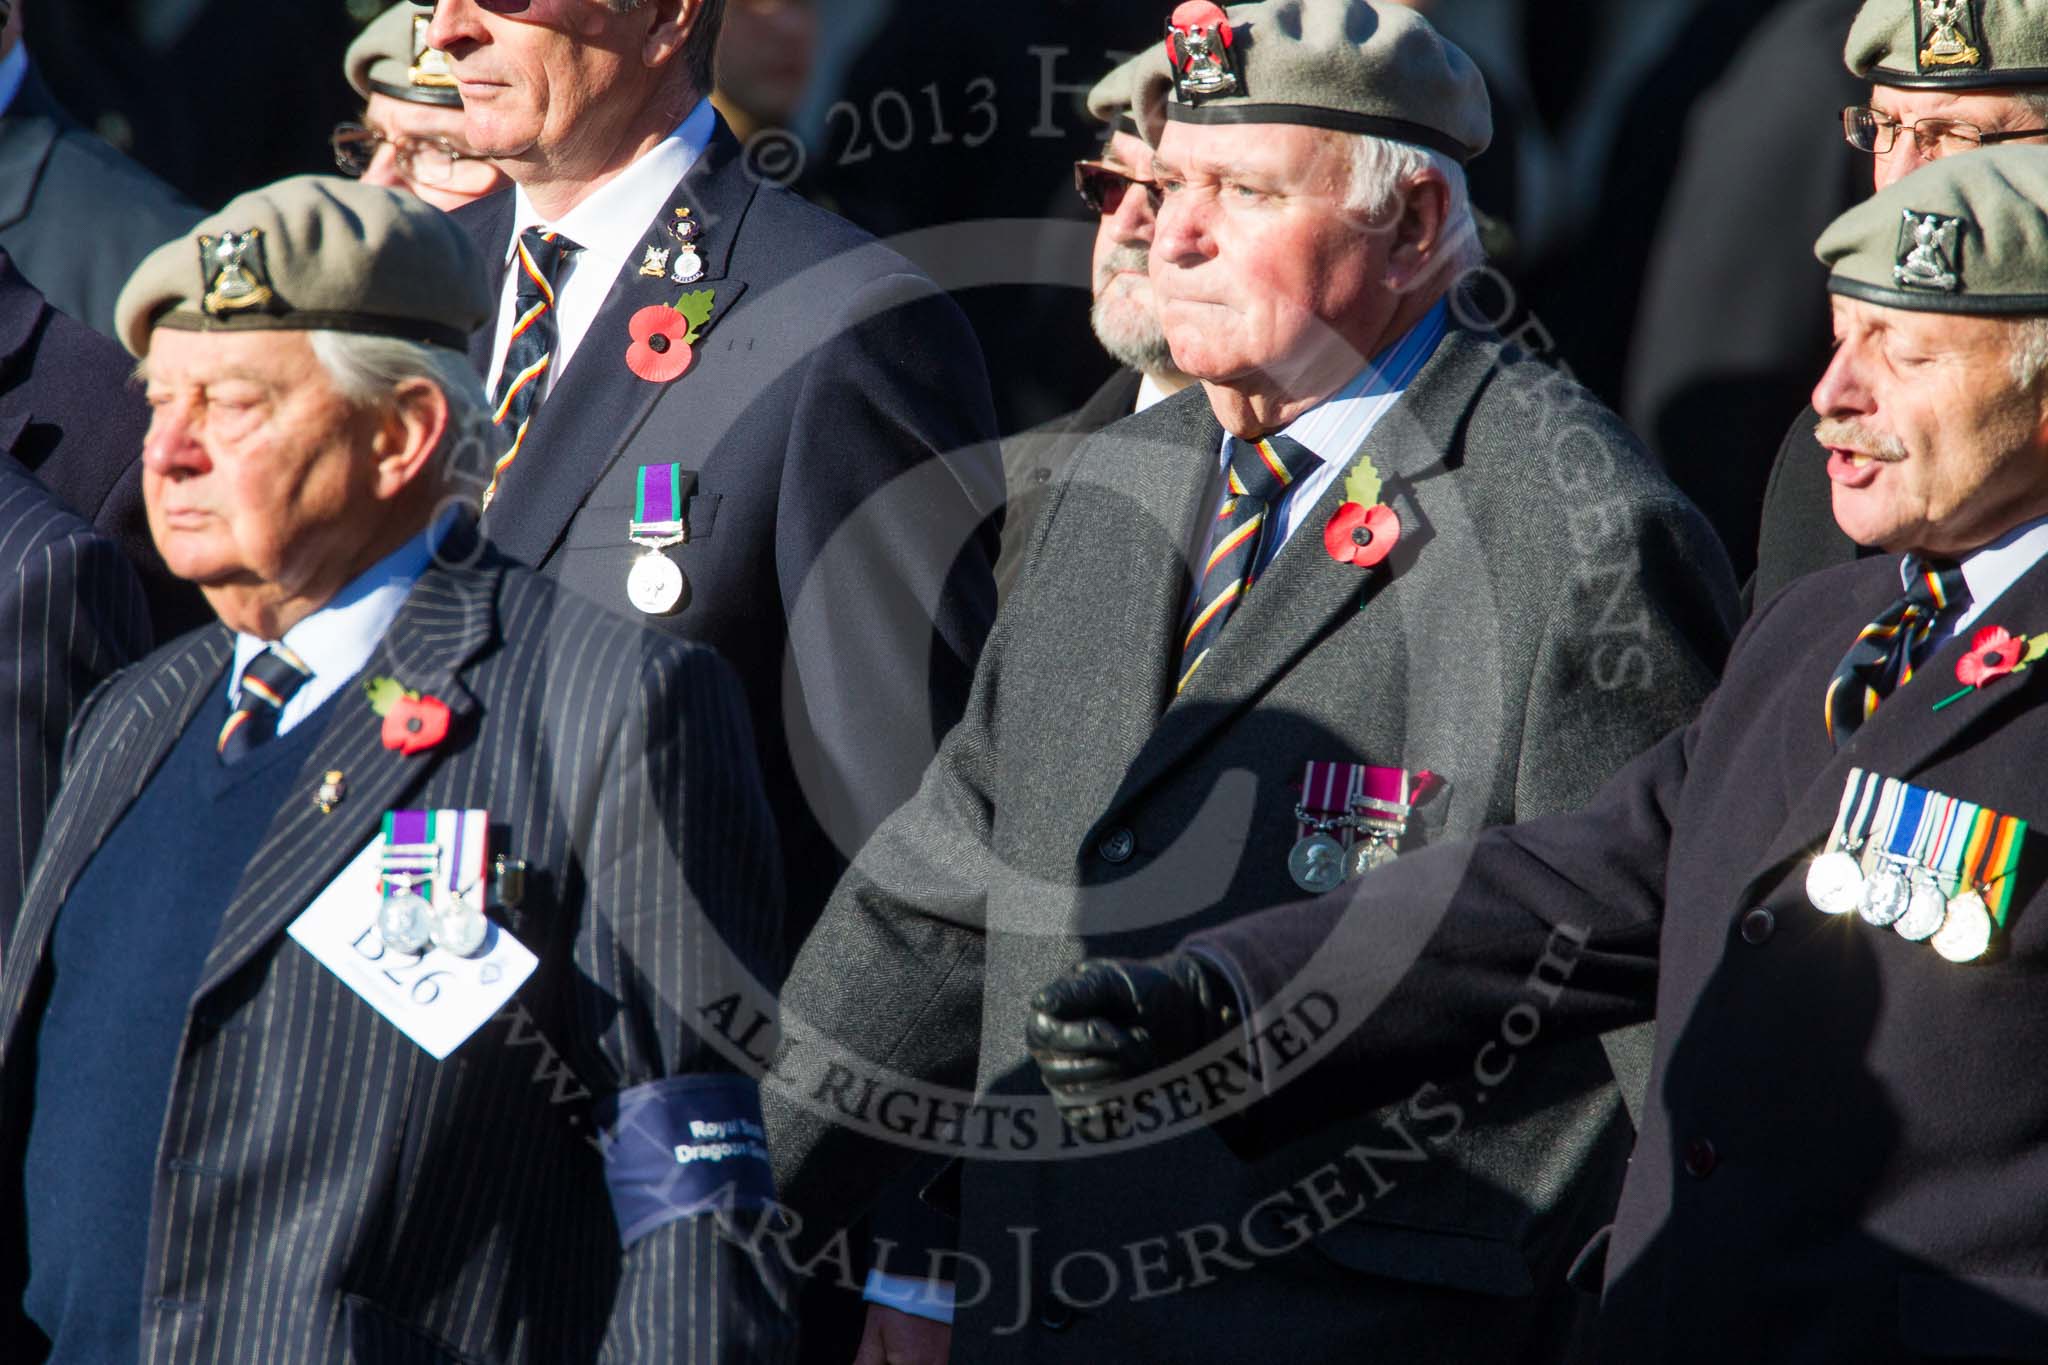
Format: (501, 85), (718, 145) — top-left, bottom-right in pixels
(0, 45), (28, 119)
(1221, 299), (1450, 472)
(1135, 372), (1175, 415)
(505, 97), (717, 269)
(228, 521), (441, 704)
(1952, 516), (2048, 621)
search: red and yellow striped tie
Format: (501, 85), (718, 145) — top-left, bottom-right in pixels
(1824, 555), (1968, 748)
(485, 227), (578, 508)
(1178, 433), (1322, 693)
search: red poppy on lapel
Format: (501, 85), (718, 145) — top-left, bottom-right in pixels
(364, 676), (452, 756)
(624, 289), (716, 384)
(1957, 626), (2026, 689)
(1324, 501), (1400, 568)
(626, 305), (693, 383)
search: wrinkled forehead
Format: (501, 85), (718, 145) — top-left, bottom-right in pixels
(1151, 119), (1352, 186)
(138, 326), (320, 388)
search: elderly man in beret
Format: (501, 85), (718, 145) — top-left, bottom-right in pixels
(1753, 0), (2048, 603)
(766, 2), (1737, 1360)
(1035, 146), (2048, 1361)
(0, 176), (793, 1363)
(334, 2), (507, 213)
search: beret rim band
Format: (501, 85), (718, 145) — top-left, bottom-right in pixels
(1827, 275), (2048, 316)
(1859, 63), (2048, 90)
(1166, 101), (1477, 163)
(150, 308), (471, 351)
(366, 75), (464, 108)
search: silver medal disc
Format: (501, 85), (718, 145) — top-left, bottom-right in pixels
(627, 551), (688, 616)
(1858, 866), (1910, 927)
(1892, 876), (1949, 942)
(378, 891), (433, 955)
(1349, 836), (1397, 879)
(1931, 891), (1994, 963)
(1859, 864), (1912, 927)
(1806, 850), (1866, 916)
(431, 902), (490, 958)
(1288, 833), (1348, 895)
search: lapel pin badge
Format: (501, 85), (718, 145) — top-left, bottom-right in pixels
(315, 769), (346, 814)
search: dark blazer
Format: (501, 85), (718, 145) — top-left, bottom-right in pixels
(0, 61), (202, 340)
(766, 325), (1740, 1361)
(0, 250), (208, 639)
(1187, 548), (2048, 1362)
(454, 117), (1002, 945)
(0, 455), (149, 937)
(0, 535), (794, 1364)
(995, 367), (1143, 601)
(1751, 404), (1870, 607)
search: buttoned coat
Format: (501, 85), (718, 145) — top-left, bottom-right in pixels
(767, 324), (1740, 1362)
(0, 535), (794, 1364)
(1188, 547), (2048, 1362)
(453, 117), (1003, 946)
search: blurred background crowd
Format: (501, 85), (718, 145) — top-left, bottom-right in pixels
(21, 0), (1869, 579)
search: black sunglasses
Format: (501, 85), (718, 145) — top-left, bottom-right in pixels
(1073, 160), (1158, 216)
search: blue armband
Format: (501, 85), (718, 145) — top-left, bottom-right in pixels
(596, 1074), (776, 1247)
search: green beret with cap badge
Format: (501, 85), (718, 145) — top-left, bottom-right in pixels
(1817, 145), (2048, 314)
(347, 1), (460, 107)
(1845, 0), (2048, 89)
(113, 174), (494, 358)
(1123, 0), (1491, 163)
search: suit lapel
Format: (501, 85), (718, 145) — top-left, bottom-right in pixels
(1743, 552), (2048, 897)
(0, 254), (48, 452)
(193, 548), (499, 999)
(1105, 331), (1492, 815)
(481, 123), (755, 570)
(0, 628), (232, 1060)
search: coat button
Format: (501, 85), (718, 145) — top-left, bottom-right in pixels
(1739, 908), (1776, 945)
(1097, 828), (1135, 864)
(1684, 1138), (1718, 1179)
(1031, 466), (1054, 483)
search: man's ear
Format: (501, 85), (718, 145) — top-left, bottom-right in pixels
(642, 0), (698, 73)
(1382, 170), (1455, 296)
(372, 377), (452, 501)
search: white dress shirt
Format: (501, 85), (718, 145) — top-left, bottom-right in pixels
(484, 97), (717, 404)
(227, 523), (440, 737)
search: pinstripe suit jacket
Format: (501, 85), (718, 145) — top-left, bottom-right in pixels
(0, 530), (794, 1364)
(0, 455), (150, 941)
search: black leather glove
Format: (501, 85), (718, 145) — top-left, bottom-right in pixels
(1025, 953), (1239, 1130)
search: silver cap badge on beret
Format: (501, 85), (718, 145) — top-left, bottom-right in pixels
(410, 15), (456, 90)
(1918, 0), (1983, 72)
(200, 230), (276, 317)
(1167, 1), (1241, 101)
(1895, 210), (1964, 292)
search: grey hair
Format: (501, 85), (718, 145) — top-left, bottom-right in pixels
(609, 0), (726, 99)
(2009, 315), (2048, 389)
(1342, 134), (1485, 277)
(308, 331), (501, 492)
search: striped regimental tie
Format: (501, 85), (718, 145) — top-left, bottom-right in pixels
(218, 645), (314, 764)
(485, 227), (580, 507)
(1178, 432), (1324, 693)
(1824, 554), (1969, 748)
